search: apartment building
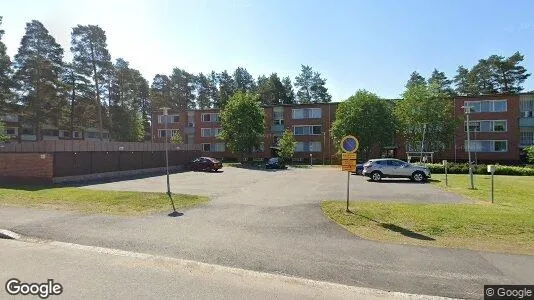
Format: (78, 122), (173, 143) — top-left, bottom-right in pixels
(431, 92), (534, 164)
(1, 113), (110, 141)
(152, 103), (339, 163)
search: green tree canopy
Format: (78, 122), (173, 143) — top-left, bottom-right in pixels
(13, 20), (65, 140)
(233, 67), (256, 93)
(71, 25), (113, 140)
(195, 73), (211, 109)
(170, 129), (183, 144)
(394, 83), (457, 153)
(0, 119), (8, 142)
(428, 69), (454, 97)
(331, 90), (395, 160)
(170, 68), (195, 110)
(0, 16), (12, 110)
(295, 65), (331, 103)
(257, 73), (285, 106)
(278, 129), (296, 163)
(219, 91), (265, 159)
(217, 70), (236, 108)
(281, 76), (295, 104)
(405, 71), (426, 89)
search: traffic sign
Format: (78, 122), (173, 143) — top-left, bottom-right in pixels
(342, 153), (357, 160)
(341, 159), (356, 172)
(340, 135), (359, 153)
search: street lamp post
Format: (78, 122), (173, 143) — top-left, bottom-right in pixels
(462, 105), (475, 189)
(420, 123), (427, 164)
(323, 132), (325, 165)
(161, 107), (177, 214)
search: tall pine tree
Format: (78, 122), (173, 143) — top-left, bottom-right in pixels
(428, 69), (454, 97)
(195, 73), (211, 109)
(170, 68), (195, 110)
(71, 25), (112, 140)
(217, 70), (236, 108)
(233, 67), (255, 93)
(0, 16), (12, 111)
(405, 71), (426, 89)
(295, 65), (331, 103)
(281, 76), (295, 104)
(13, 20), (65, 140)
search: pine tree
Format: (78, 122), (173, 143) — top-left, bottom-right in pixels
(150, 74), (172, 110)
(281, 76), (295, 104)
(295, 65), (332, 103)
(13, 20), (65, 140)
(217, 70), (236, 108)
(170, 68), (195, 110)
(208, 71), (219, 108)
(257, 73), (285, 106)
(233, 67), (256, 93)
(0, 16), (12, 110)
(405, 71), (426, 89)
(489, 52), (531, 93)
(453, 65), (471, 96)
(428, 69), (454, 97)
(71, 25), (113, 140)
(195, 73), (211, 109)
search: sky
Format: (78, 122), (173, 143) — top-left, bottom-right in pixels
(1, 0), (533, 101)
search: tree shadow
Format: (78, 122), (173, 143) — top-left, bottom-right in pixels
(346, 210), (435, 241)
(168, 211), (184, 218)
(228, 163), (289, 172)
(0, 183), (56, 191)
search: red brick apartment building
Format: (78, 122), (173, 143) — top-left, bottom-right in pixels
(151, 92), (534, 164)
(152, 103), (338, 163)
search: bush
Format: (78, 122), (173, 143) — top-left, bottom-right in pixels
(423, 163), (534, 176)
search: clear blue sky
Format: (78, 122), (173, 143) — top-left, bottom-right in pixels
(1, 0), (533, 100)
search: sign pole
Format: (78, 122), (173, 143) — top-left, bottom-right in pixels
(346, 171), (350, 212)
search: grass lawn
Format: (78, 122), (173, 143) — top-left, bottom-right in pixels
(0, 185), (209, 215)
(322, 174), (534, 255)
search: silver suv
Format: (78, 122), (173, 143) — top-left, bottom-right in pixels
(362, 159), (431, 182)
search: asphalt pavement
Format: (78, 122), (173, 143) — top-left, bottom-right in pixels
(1, 167), (532, 299)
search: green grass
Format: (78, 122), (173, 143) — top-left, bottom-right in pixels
(0, 185), (209, 215)
(322, 174), (534, 255)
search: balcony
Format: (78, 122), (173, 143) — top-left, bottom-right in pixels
(1, 114), (19, 122)
(271, 124), (284, 133)
(519, 117), (534, 127)
(184, 126), (195, 134)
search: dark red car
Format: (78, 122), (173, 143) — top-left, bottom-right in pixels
(187, 157), (222, 172)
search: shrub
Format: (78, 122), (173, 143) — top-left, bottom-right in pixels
(424, 163), (534, 176)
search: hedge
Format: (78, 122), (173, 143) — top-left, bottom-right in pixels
(421, 163), (534, 176)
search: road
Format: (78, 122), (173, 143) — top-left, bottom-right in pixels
(1, 167), (533, 299)
(0, 238), (449, 300)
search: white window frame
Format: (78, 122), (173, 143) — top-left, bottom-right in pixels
(291, 108), (322, 119)
(201, 128), (221, 137)
(201, 113), (220, 123)
(464, 140), (508, 152)
(464, 100), (507, 113)
(464, 120), (507, 132)
(295, 141), (322, 152)
(5, 127), (17, 136)
(158, 115), (180, 124)
(293, 125), (322, 135)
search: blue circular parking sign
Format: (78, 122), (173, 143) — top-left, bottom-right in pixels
(341, 135), (359, 153)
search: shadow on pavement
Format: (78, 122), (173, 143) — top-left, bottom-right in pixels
(366, 179), (424, 184)
(379, 223), (436, 241)
(347, 210), (435, 241)
(227, 163), (288, 172)
(168, 211), (184, 218)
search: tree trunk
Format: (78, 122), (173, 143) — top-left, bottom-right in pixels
(89, 41), (104, 141)
(70, 73), (75, 139)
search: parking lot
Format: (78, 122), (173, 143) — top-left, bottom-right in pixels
(84, 166), (466, 206)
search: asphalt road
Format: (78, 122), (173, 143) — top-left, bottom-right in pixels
(1, 167), (533, 299)
(1, 238), (434, 300)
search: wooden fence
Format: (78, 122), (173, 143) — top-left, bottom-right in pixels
(0, 140), (201, 153)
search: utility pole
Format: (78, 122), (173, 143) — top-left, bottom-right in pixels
(161, 107), (177, 213)
(462, 106), (474, 189)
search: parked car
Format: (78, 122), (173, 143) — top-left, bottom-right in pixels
(265, 157), (286, 169)
(352, 164), (364, 175)
(362, 158), (431, 182)
(187, 157), (222, 172)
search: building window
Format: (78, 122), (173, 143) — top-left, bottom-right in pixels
(465, 140), (508, 152)
(293, 125), (322, 135)
(464, 100), (507, 113)
(86, 132), (97, 139)
(158, 115), (179, 124)
(202, 113), (220, 122)
(5, 128), (16, 135)
(295, 142), (322, 152)
(292, 108), (321, 119)
(520, 130), (534, 147)
(464, 120), (507, 132)
(201, 128), (220, 137)
(73, 131), (80, 138)
(202, 143), (225, 152)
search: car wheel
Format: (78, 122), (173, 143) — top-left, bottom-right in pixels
(412, 171), (425, 183)
(370, 171), (382, 182)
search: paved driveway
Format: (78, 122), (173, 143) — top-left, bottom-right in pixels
(3, 167), (533, 299)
